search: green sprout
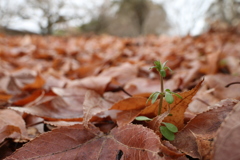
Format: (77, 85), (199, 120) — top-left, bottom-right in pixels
(135, 60), (182, 141)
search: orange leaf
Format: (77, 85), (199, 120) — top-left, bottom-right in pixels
(12, 89), (44, 106)
(22, 74), (45, 91)
(110, 96), (149, 111)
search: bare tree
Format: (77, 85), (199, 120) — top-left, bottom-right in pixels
(79, 0), (169, 36)
(207, 0), (240, 27)
(114, 0), (150, 35)
(18, 0), (83, 35)
(79, 0), (113, 34)
(0, 0), (21, 30)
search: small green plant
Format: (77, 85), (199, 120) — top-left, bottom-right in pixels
(136, 61), (182, 141)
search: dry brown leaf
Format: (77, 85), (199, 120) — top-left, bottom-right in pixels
(67, 76), (112, 95)
(212, 102), (240, 160)
(110, 96), (149, 111)
(124, 78), (160, 95)
(22, 74), (45, 91)
(160, 141), (186, 160)
(5, 124), (163, 160)
(10, 95), (85, 121)
(0, 92), (12, 106)
(99, 62), (138, 85)
(205, 74), (240, 100)
(0, 109), (27, 143)
(83, 90), (112, 126)
(171, 60), (201, 89)
(12, 89), (44, 106)
(1, 76), (22, 95)
(200, 51), (220, 74)
(110, 96), (150, 125)
(116, 109), (142, 127)
(171, 99), (239, 159)
(188, 82), (219, 113)
(224, 56), (240, 75)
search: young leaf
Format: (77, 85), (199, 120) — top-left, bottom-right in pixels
(153, 61), (161, 72)
(172, 92), (183, 99)
(149, 66), (157, 70)
(162, 122), (178, 133)
(160, 126), (175, 141)
(151, 92), (160, 104)
(161, 61), (168, 68)
(154, 61), (161, 68)
(165, 92), (174, 104)
(146, 92), (155, 104)
(160, 69), (166, 77)
(165, 89), (182, 99)
(135, 116), (152, 121)
(164, 66), (173, 73)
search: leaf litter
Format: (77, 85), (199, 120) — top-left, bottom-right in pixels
(0, 28), (240, 159)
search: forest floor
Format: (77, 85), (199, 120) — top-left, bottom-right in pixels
(0, 28), (240, 160)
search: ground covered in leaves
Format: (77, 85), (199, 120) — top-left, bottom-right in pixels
(0, 28), (240, 160)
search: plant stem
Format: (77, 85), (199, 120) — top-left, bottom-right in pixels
(158, 74), (164, 115)
(160, 75), (164, 93)
(158, 95), (163, 115)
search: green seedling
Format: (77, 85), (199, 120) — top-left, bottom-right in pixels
(136, 60), (182, 141)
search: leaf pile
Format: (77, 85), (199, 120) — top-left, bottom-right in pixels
(0, 29), (240, 159)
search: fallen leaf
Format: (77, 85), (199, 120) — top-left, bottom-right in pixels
(83, 90), (112, 126)
(205, 74), (240, 100)
(10, 95), (85, 121)
(110, 96), (150, 125)
(188, 83), (219, 113)
(0, 92), (12, 106)
(171, 99), (239, 159)
(160, 140), (186, 159)
(116, 109), (142, 127)
(6, 124), (163, 160)
(12, 89), (44, 106)
(110, 96), (149, 111)
(124, 78), (161, 95)
(212, 102), (240, 160)
(200, 51), (220, 74)
(0, 109), (27, 143)
(67, 76), (112, 95)
(22, 74), (45, 91)
(99, 62), (138, 85)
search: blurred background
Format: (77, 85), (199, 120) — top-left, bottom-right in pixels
(0, 0), (240, 37)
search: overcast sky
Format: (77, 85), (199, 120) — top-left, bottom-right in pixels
(3, 0), (216, 36)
